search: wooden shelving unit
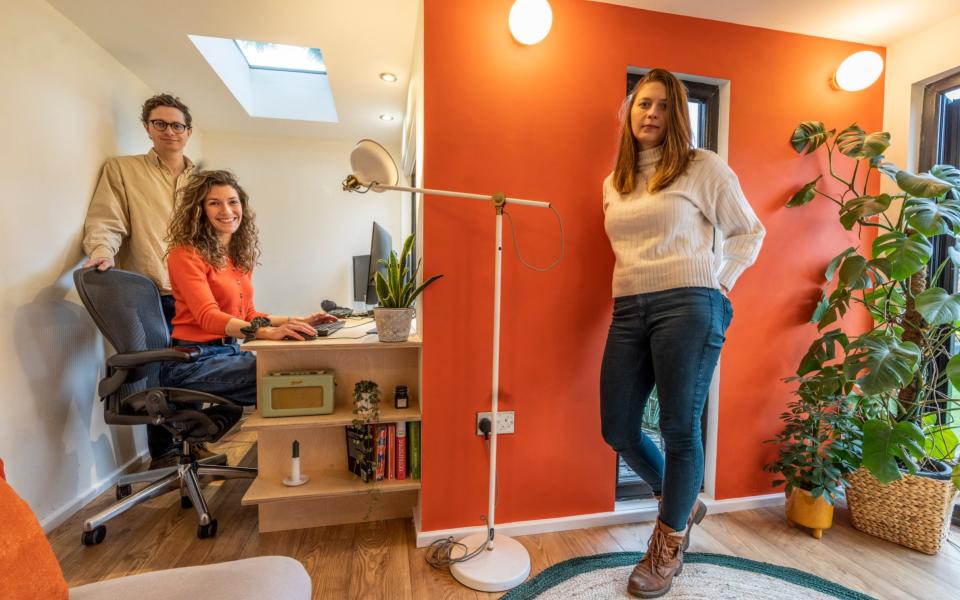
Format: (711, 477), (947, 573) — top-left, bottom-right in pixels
(240, 326), (422, 532)
(242, 398), (421, 431)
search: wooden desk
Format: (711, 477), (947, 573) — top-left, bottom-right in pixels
(240, 324), (422, 532)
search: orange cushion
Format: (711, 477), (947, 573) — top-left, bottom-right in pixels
(0, 459), (69, 600)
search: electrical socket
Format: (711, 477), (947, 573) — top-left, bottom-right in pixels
(476, 411), (515, 435)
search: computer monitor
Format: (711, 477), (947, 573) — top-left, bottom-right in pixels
(365, 222), (393, 306)
(352, 255), (370, 303)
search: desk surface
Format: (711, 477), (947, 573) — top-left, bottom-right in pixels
(244, 332), (421, 351)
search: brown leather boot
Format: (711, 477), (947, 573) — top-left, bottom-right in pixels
(651, 496), (708, 551)
(627, 519), (685, 598)
(683, 498), (707, 551)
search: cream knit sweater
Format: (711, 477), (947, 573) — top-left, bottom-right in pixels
(602, 146), (765, 297)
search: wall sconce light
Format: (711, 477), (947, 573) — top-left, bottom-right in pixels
(833, 51), (884, 92)
(509, 0), (553, 45)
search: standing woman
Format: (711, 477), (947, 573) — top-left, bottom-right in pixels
(161, 170), (332, 413)
(600, 68), (764, 598)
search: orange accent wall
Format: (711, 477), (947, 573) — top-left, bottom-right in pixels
(420, 0), (884, 531)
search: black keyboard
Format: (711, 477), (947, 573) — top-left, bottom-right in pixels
(314, 320), (345, 337)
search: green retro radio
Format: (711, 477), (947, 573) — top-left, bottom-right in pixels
(260, 370), (335, 417)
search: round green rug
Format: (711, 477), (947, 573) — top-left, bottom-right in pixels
(501, 552), (875, 599)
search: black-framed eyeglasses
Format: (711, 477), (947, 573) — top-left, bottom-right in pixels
(148, 119), (189, 134)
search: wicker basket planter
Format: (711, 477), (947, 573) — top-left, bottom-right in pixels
(846, 467), (958, 555)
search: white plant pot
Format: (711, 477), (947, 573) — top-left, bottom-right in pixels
(373, 307), (415, 342)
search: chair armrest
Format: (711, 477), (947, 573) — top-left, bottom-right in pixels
(107, 347), (200, 369)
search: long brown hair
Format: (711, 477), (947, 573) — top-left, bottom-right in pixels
(613, 68), (695, 195)
(166, 170), (260, 272)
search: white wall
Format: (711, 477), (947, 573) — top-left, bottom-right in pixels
(882, 12), (960, 176)
(200, 133), (405, 316)
(0, 0), (199, 527)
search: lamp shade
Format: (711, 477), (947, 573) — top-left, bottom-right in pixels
(509, 0), (552, 45)
(349, 139), (399, 189)
(834, 51), (884, 92)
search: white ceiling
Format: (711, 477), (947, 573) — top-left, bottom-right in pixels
(48, 0), (419, 144)
(593, 0), (960, 45)
(48, 1), (956, 144)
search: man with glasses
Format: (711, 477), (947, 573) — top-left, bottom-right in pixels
(82, 93), (204, 468)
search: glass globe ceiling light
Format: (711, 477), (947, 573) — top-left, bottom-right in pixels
(509, 0), (553, 45)
(833, 51), (884, 92)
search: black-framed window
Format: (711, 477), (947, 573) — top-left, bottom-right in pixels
(616, 72), (720, 501)
(918, 71), (960, 526)
(921, 72), (960, 295)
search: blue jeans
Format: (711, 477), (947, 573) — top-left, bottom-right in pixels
(600, 287), (732, 531)
(160, 342), (257, 406)
(150, 342), (256, 458)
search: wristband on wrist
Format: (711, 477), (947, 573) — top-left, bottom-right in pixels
(240, 316), (272, 342)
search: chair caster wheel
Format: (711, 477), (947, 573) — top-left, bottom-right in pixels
(81, 526), (106, 546)
(116, 484), (132, 500)
(181, 495), (193, 509)
(197, 519), (218, 539)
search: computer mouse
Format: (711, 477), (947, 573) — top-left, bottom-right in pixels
(283, 333), (317, 341)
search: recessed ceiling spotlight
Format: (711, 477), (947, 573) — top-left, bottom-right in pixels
(380, 72), (397, 82)
(379, 114), (395, 121)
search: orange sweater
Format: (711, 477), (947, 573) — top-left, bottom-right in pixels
(168, 245), (268, 342)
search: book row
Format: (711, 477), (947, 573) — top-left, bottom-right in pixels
(346, 421), (421, 483)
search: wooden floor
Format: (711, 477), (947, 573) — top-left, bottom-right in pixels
(50, 430), (960, 599)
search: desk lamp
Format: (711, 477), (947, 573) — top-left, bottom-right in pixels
(343, 139), (554, 592)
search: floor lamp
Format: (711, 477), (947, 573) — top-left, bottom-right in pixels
(343, 139), (552, 592)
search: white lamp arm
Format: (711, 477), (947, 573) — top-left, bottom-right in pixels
(372, 183), (551, 209)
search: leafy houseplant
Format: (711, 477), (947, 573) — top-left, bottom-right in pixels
(372, 234), (443, 342)
(765, 367), (862, 505)
(787, 121), (960, 552)
(765, 366), (861, 538)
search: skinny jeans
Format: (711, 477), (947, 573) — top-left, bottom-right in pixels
(600, 286), (732, 531)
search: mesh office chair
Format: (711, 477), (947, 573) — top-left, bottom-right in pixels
(73, 267), (256, 545)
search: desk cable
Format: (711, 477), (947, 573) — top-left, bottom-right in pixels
(424, 438), (501, 569)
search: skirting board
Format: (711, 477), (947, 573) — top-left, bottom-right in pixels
(40, 450), (150, 532)
(414, 492), (785, 548)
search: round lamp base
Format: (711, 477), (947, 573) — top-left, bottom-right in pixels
(449, 532), (531, 592)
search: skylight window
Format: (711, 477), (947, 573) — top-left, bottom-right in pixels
(234, 40), (326, 74)
(189, 34), (337, 123)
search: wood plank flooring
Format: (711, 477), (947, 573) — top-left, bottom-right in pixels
(50, 431), (960, 599)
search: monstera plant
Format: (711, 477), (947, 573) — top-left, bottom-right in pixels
(787, 121), (960, 491)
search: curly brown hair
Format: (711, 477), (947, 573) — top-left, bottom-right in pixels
(166, 170), (260, 272)
(141, 93), (192, 129)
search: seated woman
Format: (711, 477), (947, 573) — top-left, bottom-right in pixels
(161, 169), (334, 408)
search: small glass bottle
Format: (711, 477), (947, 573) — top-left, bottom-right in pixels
(394, 385), (409, 409)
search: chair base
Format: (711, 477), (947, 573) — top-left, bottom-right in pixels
(81, 446), (256, 545)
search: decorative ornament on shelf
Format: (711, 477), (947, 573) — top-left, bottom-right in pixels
(282, 440), (309, 487)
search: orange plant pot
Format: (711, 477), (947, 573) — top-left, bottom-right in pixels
(785, 487), (834, 539)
